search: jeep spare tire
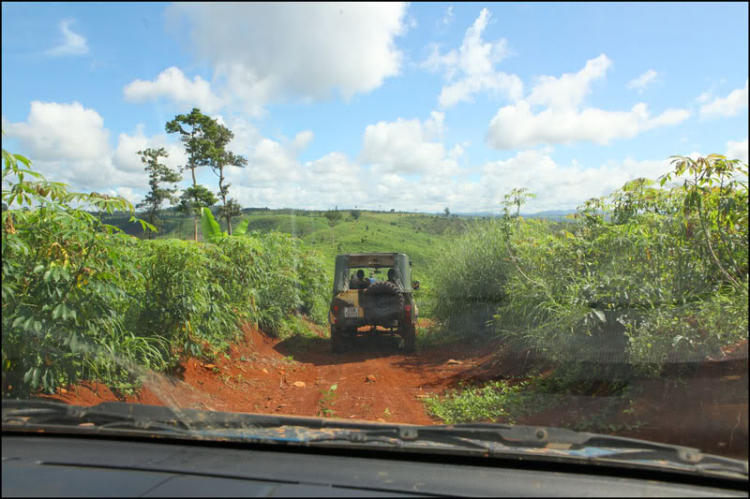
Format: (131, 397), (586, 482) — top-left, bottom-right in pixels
(362, 281), (404, 322)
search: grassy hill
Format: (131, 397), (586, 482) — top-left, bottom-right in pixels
(111, 209), (470, 269)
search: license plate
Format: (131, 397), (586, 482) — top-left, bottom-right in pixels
(344, 307), (359, 318)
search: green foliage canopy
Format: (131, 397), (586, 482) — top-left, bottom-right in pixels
(136, 147), (182, 239)
(166, 108), (219, 240)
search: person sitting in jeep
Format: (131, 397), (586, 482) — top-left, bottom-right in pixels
(350, 269), (368, 290)
(387, 268), (397, 285)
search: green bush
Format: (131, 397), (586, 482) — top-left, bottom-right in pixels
(217, 232), (327, 337)
(2, 146), (329, 397)
(133, 240), (237, 362)
(623, 281), (748, 370)
(429, 155), (748, 378)
(2, 149), (166, 396)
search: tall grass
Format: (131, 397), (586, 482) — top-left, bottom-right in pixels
(429, 219), (513, 338)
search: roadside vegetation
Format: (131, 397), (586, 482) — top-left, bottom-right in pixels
(426, 154), (748, 427)
(4, 122), (746, 432)
(1, 145), (327, 398)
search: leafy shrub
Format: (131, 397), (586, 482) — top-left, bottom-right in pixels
(213, 230), (327, 336)
(2, 145), (329, 397)
(429, 154), (748, 378)
(622, 281), (748, 371)
(2, 147), (165, 396)
(133, 240), (238, 362)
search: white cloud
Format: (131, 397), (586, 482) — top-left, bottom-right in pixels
(112, 125), (153, 173)
(423, 8), (522, 108)
(46, 20), (88, 57)
(486, 55), (690, 150)
(439, 6), (454, 29)
(291, 131), (314, 155)
(213, 115), (263, 158)
(303, 152), (365, 204)
(196, 117), (336, 209)
(360, 112), (461, 176)
(224, 128), (314, 191)
(162, 3), (408, 115)
(220, 114), (471, 212)
(112, 124), (188, 175)
(726, 138), (748, 164)
(247, 139), (303, 185)
(488, 101), (689, 150)
(3, 101), (109, 162)
(700, 79), (749, 118)
(479, 150), (674, 213)
(528, 54), (610, 109)
(2, 102), (183, 192)
(628, 69), (659, 93)
(123, 67), (226, 113)
(225, 146), (369, 210)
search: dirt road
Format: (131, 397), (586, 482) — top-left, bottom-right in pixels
(41, 322), (748, 459)
(45, 322), (499, 425)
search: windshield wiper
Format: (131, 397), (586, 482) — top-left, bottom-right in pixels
(4, 400), (747, 479)
(303, 422), (748, 479)
(2, 399), (194, 435)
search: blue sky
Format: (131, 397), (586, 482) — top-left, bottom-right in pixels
(2, 2), (747, 213)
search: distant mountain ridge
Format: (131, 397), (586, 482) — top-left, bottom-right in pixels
(456, 209), (575, 219)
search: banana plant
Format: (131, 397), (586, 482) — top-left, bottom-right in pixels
(200, 207), (249, 243)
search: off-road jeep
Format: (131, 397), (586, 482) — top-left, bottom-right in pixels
(329, 253), (420, 354)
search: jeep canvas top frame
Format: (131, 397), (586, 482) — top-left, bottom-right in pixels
(332, 253), (414, 293)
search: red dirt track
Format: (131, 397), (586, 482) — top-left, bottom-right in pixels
(41, 321), (484, 425)
(39, 324), (748, 459)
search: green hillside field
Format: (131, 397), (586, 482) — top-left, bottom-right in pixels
(103, 209), (483, 317)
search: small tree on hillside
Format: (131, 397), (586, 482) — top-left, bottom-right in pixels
(207, 123), (248, 234)
(444, 207), (450, 217)
(503, 187), (536, 218)
(350, 209), (361, 222)
(166, 107), (218, 241)
(136, 147), (182, 239)
(217, 198), (243, 233)
(324, 209), (342, 246)
(178, 185), (218, 237)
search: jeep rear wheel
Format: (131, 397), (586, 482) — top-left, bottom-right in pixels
(403, 325), (416, 354)
(331, 325), (345, 354)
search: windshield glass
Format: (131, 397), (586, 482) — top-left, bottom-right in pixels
(2, 1), (748, 475)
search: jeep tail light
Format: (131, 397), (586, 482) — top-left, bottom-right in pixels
(405, 304), (411, 321)
(331, 306), (339, 324)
